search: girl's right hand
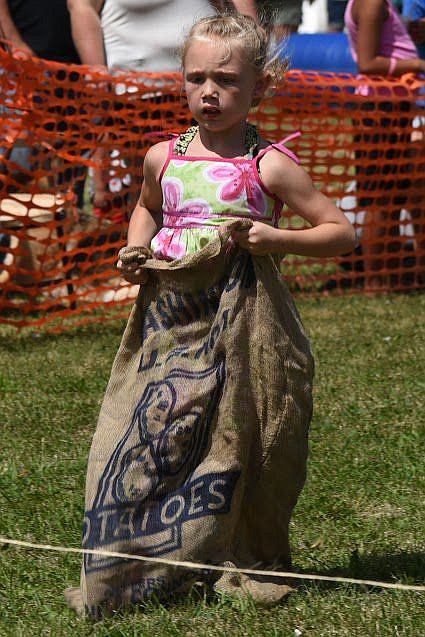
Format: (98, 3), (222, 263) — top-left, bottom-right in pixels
(117, 247), (149, 285)
(116, 259), (149, 285)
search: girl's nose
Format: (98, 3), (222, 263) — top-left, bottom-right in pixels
(202, 79), (218, 98)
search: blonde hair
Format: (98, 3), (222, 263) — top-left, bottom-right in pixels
(181, 14), (288, 106)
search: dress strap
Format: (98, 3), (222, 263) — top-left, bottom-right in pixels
(159, 135), (179, 183)
(256, 131), (301, 165)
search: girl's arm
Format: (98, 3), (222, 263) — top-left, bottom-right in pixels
(354, 0), (425, 76)
(126, 142), (166, 247)
(234, 150), (357, 258)
(117, 142), (166, 282)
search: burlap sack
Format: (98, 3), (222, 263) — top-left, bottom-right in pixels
(66, 220), (314, 619)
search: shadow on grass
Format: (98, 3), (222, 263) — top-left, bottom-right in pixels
(66, 554), (425, 624)
(294, 550), (425, 591)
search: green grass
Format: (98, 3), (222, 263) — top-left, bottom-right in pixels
(0, 294), (424, 636)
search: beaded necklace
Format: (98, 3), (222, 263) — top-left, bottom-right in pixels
(174, 123), (259, 158)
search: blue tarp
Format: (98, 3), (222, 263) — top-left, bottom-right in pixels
(284, 33), (357, 74)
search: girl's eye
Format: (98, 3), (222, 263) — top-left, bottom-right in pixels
(221, 76), (237, 85)
(187, 75), (203, 84)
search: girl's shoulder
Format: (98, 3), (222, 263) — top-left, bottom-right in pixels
(145, 140), (170, 164)
(144, 140), (170, 179)
(256, 133), (304, 191)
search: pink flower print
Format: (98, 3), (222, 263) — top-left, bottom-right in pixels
(163, 177), (183, 211)
(152, 229), (186, 260)
(183, 200), (211, 216)
(205, 162), (266, 215)
(162, 176), (211, 215)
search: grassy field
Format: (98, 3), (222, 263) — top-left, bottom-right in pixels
(0, 294), (424, 636)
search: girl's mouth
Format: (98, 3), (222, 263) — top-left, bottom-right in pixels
(202, 106), (221, 116)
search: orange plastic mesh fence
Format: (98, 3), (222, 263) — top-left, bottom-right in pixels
(0, 48), (424, 330)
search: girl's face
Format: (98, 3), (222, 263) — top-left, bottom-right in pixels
(183, 37), (261, 133)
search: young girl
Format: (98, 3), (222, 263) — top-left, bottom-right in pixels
(66, 14), (356, 619)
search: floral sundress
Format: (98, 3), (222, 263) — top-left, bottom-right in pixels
(150, 125), (301, 260)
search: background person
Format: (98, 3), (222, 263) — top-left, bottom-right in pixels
(327, 0), (348, 31)
(345, 0), (424, 75)
(260, 0), (305, 38)
(0, 0), (88, 212)
(344, 0), (425, 291)
(66, 0), (228, 213)
(67, 0), (228, 70)
(403, 0), (425, 57)
(0, 0), (79, 61)
(235, 0), (318, 39)
(0, 0), (85, 279)
(0, 0), (82, 188)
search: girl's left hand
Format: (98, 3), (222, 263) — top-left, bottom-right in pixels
(232, 222), (284, 256)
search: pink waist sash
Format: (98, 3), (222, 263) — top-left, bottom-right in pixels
(162, 211), (276, 230)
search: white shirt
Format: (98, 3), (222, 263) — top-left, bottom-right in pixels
(101, 0), (216, 70)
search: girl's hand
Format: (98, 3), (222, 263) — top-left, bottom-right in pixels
(232, 222), (284, 256)
(117, 259), (149, 285)
(117, 248), (149, 285)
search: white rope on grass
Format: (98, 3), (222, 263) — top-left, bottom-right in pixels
(1, 536), (424, 592)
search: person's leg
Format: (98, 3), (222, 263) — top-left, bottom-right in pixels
(358, 101), (412, 292)
(406, 113), (425, 285)
(355, 103), (391, 291)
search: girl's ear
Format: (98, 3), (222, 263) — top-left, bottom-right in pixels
(252, 73), (272, 107)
